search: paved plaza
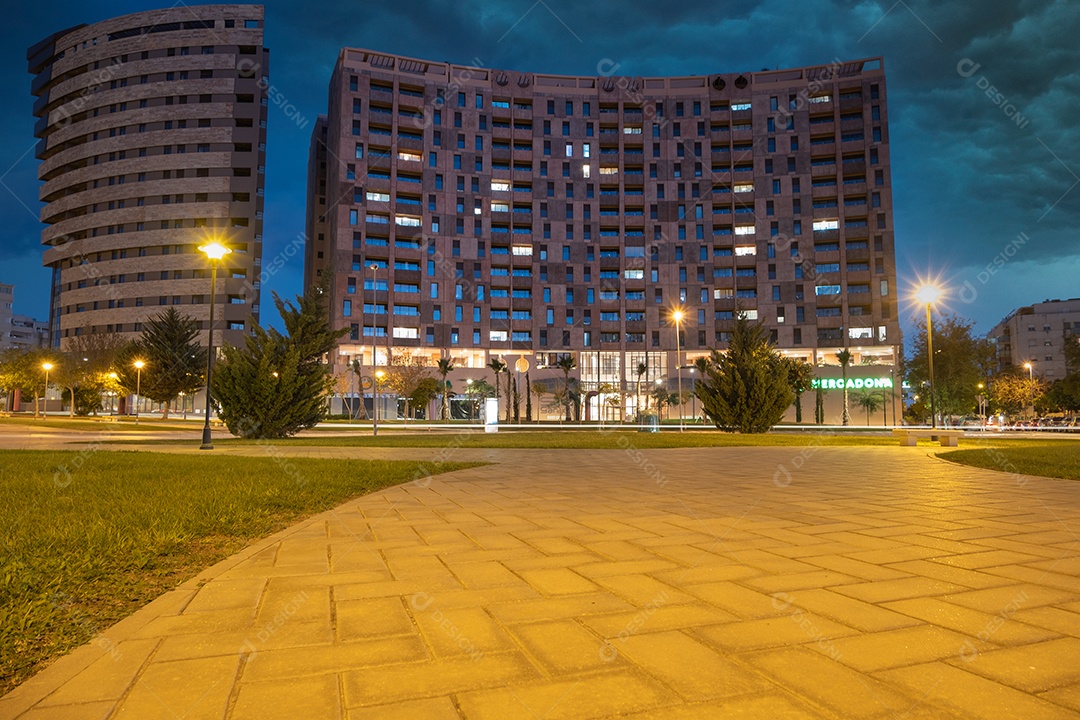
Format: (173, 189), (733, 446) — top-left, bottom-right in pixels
(3, 442), (1080, 719)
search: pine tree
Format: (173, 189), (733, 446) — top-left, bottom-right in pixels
(211, 287), (347, 438)
(115, 308), (205, 419)
(695, 313), (795, 433)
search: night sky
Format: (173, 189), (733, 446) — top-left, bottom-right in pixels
(1, 0), (1076, 339)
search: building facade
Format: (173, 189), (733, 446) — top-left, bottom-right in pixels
(307, 50), (901, 421)
(0, 283), (50, 351)
(28, 4), (269, 351)
(988, 298), (1080, 382)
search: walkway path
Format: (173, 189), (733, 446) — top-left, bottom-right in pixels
(3, 445), (1080, 718)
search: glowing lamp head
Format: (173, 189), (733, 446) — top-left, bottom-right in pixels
(109, 372), (118, 379)
(42, 362), (53, 372)
(134, 360), (146, 370)
(198, 242), (232, 261)
(1023, 362), (1032, 370)
(375, 370), (385, 379)
(672, 309), (684, 323)
(914, 284), (942, 305)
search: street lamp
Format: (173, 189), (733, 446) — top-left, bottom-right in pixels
(40, 362), (53, 419)
(133, 359), (145, 424)
(672, 309), (685, 432)
(373, 369), (385, 436)
(689, 367), (696, 423)
(914, 284), (942, 429)
(466, 378), (474, 420)
(368, 263), (383, 434)
(1023, 362), (1034, 420)
(198, 240), (232, 449)
(109, 372), (119, 415)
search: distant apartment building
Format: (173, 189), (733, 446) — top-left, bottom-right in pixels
(27, 4), (269, 351)
(988, 298), (1080, 381)
(307, 50), (901, 420)
(0, 282), (50, 350)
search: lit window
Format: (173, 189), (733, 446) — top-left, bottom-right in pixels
(366, 191), (390, 202)
(397, 151), (421, 162)
(735, 245), (756, 256)
(733, 184), (753, 193)
(734, 225), (755, 236)
(392, 327), (419, 339)
(813, 219), (840, 231)
(491, 180), (510, 192)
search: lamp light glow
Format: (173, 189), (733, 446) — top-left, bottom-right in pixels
(198, 242), (232, 261)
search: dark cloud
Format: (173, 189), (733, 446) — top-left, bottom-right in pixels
(0, 0), (1075, 333)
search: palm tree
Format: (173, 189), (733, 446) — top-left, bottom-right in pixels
(487, 357), (506, 419)
(852, 389), (883, 426)
(636, 361), (649, 415)
(555, 355), (577, 422)
(785, 358), (814, 423)
(531, 381), (548, 423)
(837, 349), (853, 426)
(437, 357), (455, 421)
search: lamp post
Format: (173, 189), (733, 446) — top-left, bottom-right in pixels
(109, 372), (119, 415)
(1023, 362), (1034, 420)
(373, 369), (385, 436)
(40, 362), (53, 419)
(689, 367), (696, 423)
(198, 241), (232, 449)
(672, 309), (684, 432)
(133, 359), (145, 424)
(515, 356), (529, 425)
(915, 284), (942, 429)
(368, 264), (382, 433)
(466, 378), (474, 421)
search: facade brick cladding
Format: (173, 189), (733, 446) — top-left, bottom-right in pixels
(29, 4), (268, 350)
(307, 50), (902, 420)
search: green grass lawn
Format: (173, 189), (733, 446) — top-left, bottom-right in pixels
(0, 415), (191, 433)
(114, 429), (910, 449)
(0, 451), (478, 694)
(941, 443), (1080, 481)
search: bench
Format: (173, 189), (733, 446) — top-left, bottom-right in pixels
(892, 428), (964, 447)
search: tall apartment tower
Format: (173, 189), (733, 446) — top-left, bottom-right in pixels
(28, 5), (269, 350)
(307, 50), (901, 420)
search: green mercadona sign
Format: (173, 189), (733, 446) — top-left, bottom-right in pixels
(812, 377), (894, 390)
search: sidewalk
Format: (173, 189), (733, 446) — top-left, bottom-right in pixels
(3, 446), (1080, 719)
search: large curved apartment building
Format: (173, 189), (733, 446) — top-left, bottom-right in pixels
(308, 50), (901, 419)
(28, 4), (268, 350)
